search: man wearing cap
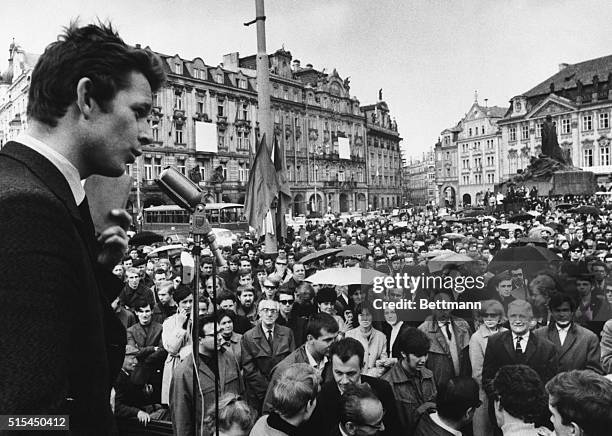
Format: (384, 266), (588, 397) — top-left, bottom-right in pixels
(316, 287), (348, 333)
(113, 345), (167, 426)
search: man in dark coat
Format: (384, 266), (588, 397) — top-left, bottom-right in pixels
(0, 23), (165, 433)
(301, 338), (401, 436)
(483, 300), (559, 389)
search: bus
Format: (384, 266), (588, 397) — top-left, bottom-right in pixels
(141, 203), (249, 239)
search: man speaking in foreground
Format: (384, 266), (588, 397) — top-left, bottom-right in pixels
(0, 22), (165, 434)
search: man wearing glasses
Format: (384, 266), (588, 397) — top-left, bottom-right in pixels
(241, 299), (296, 412)
(333, 383), (385, 436)
(276, 288), (309, 346)
(270, 255), (293, 285)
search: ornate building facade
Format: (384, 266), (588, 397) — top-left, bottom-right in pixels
(0, 42), (403, 215)
(361, 100), (403, 210)
(498, 55), (612, 184)
(404, 150), (436, 206)
(435, 124), (461, 207)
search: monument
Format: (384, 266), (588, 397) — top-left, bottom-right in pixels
(498, 115), (596, 197)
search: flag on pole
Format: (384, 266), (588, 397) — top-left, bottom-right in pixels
(272, 135), (291, 239)
(244, 134), (279, 237)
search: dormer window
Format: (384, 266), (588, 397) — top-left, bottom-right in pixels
(175, 62), (183, 75)
(215, 73), (223, 84)
(515, 101), (522, 111)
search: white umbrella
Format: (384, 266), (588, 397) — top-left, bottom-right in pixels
(496, 223), (524, 232)
(306, 267), (388, 286)
(428, 253), (474, 273)
(147, 244), (184, 257)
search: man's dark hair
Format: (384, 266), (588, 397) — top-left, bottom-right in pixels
(217, 309), (236, 325)
(237, 285), (255, 297)
(339, 383), (381, 425)
(134, 301), (152, 312)
(277, 288), (294, 299)
(330, 338), (364, 367)
(546, 370), (612, 436)
(306, 313), (339, 339)
(548, 293), (577, 312)
(394, 327), (430, 358)
(200, 256), (214, 266)
(215, 291), (237, 306)
(28, 21), (165, 127)
(491, 365), (546, 423)
(436, 376), (480, 422)
(198, 313), (218, 338)
(154, 268), (166, 276)
(315, 287), (337, 304)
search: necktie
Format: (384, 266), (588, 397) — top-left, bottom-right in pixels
(266, 329), (273, 348)
(78, 196), (95, 236)
(444, 322), (452, 341)
(516, 336), (523, 355)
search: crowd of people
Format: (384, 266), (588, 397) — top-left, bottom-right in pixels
(111, 194), (612, 436)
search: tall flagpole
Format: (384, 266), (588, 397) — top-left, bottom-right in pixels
(246, 0), (277, 252)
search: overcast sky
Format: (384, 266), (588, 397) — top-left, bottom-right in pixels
(2, 0), (612, 160)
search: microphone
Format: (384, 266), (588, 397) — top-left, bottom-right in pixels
(156, 167), (227, 267)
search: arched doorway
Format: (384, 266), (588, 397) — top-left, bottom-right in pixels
(309, 193), (323, 215)
(442, 186), (456, 208)
(357, 193), (366, 212)
(462, 193), (472, 206)
(339, 193), (349, 213)
(293, 193), (305, 215)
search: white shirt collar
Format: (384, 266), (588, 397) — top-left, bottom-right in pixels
(512, 331), (530, 340)
(17, 133), (85, 204)
(556, 323), (571, 332)
(430, 412), (462, 436)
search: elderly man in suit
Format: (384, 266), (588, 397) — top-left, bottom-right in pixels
(534, 293), (602, 373)
(241, 299), (295, 412)
(0, 23), (165, 433)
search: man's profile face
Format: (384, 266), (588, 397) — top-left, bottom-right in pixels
(85, 71), (152, 177)
(136, 305), (152, 326)
(310, 328), (338, 358)
(157, 288), (172, 305)
(548, 399), (575, 436)
(332, 354), (361, 394)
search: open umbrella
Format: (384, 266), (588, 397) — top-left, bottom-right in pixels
(496, 223), (524, 232)
(480, 215), (497, 222)
(512, 237), (548, 247)
(570, 205), (602, 215)
(299, 248), (343, 264)
(306, 267), (388, 286)
(147, 244), (185, 258)
(428, 253), (474, 273)
(461, 209), (482, 218)
(442, 232), (465, 240)
(508, 213), (534, 223)
(545, 222), (564, 233)
(526, 210), (541, 217)
(337, 244), (371, 257)
(488, 245), (561, 277)
(556, 203), (576, 210)
(129, 231), (164, 246)
(458, 217), (478, 224)
(422, 249), (456, 259)
(528, 226), (555, 238)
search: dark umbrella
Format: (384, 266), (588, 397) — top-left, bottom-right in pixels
(556, 203), (576, 210)
(461, 209), (482, 218)
(545, 222), (565, 233)
(458, 217), (478, 224)
(512, 237), (548, 247)
(337, 244), (371, 257)
(299, 248), (343, 264)
(129, 231), (164, 246)
(488, 245), (561, 278)
(570, 205), (602, 215)
(508, 213), (534, 223)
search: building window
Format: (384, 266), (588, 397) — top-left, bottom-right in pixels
(536, 123), (543, 138)
(197, 100), (205, 114)
(242, 103), (249, 120)
(215, 73), (224, 84)
(218, 133), (226, 149)
(583, 115), (593, 131)
(238, 163), (249, 182)
(175, 129), (183, 144)
(469, 128), (472, 136)
(175, 62), (183, 75)
(487, 173), (494, 183)
(600, 146), (610, 166)
(144, 157), (152, 180)
(238, 79), (247, 89)
(151, 120), (159, 142)
(153, 157), (162, 177)
(152, 92), (161, 107)
(583, 148), (593, 167)
(561, 118), (571, 134)
(174, 94), (183, 110)
(599, 112), (609, 129)
(217, 101), (225, 117)
(509, 127), (517, 142)
(193, 68), (204, 80)
(221, 164), (227, 180)
(521, 125), (529, 140)
(177, 158), (186, 175)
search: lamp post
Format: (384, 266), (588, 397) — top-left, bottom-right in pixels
(311, 146), (323, 215)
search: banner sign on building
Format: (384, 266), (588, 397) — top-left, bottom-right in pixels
(195, 121), (218, 153)
(338, 136), (351, 160)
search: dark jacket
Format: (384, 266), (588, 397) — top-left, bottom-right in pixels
(483, 330), (559, 390)
(151, 301), (177, 325)
(241, 322), (295, 409)
(276, 312), (308, 347)
(381, 362), (437, 432)
(533, 322), (602, 373)
(115, 307), (137, 330)
(113, 370), (154, 418)
(0, 142), (126, 433)
(119, 282), (155, 311)
(170, 350), (244, 436)
(302, 375), (401, 436)
(414, 413), (457, 436)
(126, 322), (167, 384)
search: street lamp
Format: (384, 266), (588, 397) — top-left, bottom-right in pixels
(311, 145), (323, 214)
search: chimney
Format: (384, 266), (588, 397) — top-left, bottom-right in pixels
(135, 43), (141, 49)
(559, 63), (569, 71)
(222, 52), (240, 70)
(484, 98), (488, 108)
(306, 63), (313, 69)
(292, 59), (301, 71)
